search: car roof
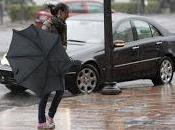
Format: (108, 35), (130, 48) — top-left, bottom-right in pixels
(68, 13), (147, 22)
(68, 13), (169, 35)
(69, 13), (140, 21)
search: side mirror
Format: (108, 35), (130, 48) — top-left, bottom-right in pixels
(114, 40), (125, 48)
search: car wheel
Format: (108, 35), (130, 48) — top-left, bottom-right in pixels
(76, 64), (99, 94)
(67, 84), (81, 95)
(152, 57), (174, 86)
(5, 85), (27, 93)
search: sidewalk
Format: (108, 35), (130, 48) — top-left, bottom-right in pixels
(1, 83), (175, 130)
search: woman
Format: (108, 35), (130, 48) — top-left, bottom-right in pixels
(37, 3), (69, 129)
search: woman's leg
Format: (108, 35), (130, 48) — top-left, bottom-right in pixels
(38, 93), (50, 123)
(48, 90), (64, 118)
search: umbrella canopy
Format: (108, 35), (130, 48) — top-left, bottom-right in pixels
(6, 24), (72, 97)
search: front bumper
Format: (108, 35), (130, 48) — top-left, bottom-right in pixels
(0, 65), (16, 85)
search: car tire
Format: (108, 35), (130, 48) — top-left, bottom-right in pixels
(75, 64), (99, 94)
(5, 85), (27, 93)
(152, 57), (174, 86)
(67, 84), (81, 95)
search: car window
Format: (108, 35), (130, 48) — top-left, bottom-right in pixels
(67, 2), (85, 13)
(133, 20), (152, 40)
(86, 2), (103, 13)
(150, 24), (161, 37)
(113, 21), (134, 43)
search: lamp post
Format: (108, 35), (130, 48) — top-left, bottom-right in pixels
(0, 1), (3, 24)
(102, 0), (121, 95)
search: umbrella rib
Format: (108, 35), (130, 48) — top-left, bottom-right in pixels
(18, 58), (45, 84)
(14, 39), (58, 84)
(32, 26), (43, 52)
(16, 31), (43, 53)
(7, 55), (44, 59)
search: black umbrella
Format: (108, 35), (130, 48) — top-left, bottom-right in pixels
(6, 24), (72, 97)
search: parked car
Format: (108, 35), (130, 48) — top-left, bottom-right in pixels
(35, 0), (104, 28)
(1, 13), (175, 95)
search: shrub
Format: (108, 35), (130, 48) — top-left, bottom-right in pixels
(145, 1), (160, 14)
(112, 3), (138, 14)
(8, 4), (41, 21)
(112, 1), (160, 14)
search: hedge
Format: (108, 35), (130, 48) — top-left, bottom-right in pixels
(8, 4), (41, 21)
(112, 1), (160, 14)
(112, 3), (138, 14)
(145, 1), (160, 14)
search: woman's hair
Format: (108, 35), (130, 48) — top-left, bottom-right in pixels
(48, 3), (69, 16)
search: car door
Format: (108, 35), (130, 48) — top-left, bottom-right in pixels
(132, 20), (163, 78)
(113, 20), (140, 82)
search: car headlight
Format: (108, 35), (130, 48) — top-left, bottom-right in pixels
(1, 53), (10, 66)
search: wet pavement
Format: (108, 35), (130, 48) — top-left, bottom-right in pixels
(0, 81), (175, 130)
(0, 84), (37, 112)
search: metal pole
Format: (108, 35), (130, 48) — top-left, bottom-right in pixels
(0, 1), (3, 24)
(104, 0), (113, 82)
(102, 0), (121, 95)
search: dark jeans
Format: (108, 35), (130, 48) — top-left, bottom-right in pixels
(38, 90), (64, 123)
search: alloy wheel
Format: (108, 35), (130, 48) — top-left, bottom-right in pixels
(77, 67), (98, 94)
(160, 59), (173, 84)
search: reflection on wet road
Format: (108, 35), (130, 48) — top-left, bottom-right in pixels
(0, 85), (37, 112)
(1, 82), (175, 129)
(58, 84), (175, 130)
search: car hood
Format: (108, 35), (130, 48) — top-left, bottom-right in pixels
(67, 41), (104, 59)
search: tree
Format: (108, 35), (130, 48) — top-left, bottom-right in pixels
(131, 0), (145, 14)
(140, 0), (145, 14)
(5, 0), (33, 5)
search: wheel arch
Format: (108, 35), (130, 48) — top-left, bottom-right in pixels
(164, 54), (175, 71)
(82, 60), (101, 75)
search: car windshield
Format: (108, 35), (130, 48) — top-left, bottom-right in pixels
(67, 19), (104, 44)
